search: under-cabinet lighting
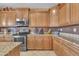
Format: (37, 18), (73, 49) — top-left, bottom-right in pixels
(52, 10), (56, 14)
(73, 28), (77, 32)
(60, 28), (63, 32)
(3, 22), (6, 26)
(16, 18), (20, 21)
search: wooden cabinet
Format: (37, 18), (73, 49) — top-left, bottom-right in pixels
(53, 36), (64, 56)
(50, 3), (79, 26)
(35, 36), (43, 49)
(0, 12), (7, 26)
(0, 35), (13, 42)
(54, 3), (79, 26)
(0, 8), (29, 27)
(0, 37), (11, 42)
(43, 36), (52, 49)
(29, 12), (38, 27)
(16, 8), (29, 20)
(50, 6), (59, 27)
(7, 12), (16, 26)
(27, 35), (52, 50)
(59, 4), (71, 26)
(62, 40), (79, 56)
(27, 35), (37, 49)
(29, 9), (49, 27)
(0, 11), (16, 26)
(53, 36), (79, 56)
(71, 3), (79, 25)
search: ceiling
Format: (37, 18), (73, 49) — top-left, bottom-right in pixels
(0, 3), (58, 8)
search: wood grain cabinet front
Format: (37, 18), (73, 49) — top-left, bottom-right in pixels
(53, 36), (79, 56)
(7, 12), (16, 26)
(70, 3), (79, 25)
(59, 4), (71, 26)
(27, 36), (36, 49)
(16, 8), (29, 20)
(0, 11), (16, 27)
(0, 37), (12, 42)
(43, 36), (52, 49)
(29, 9), (49, 27)
(27, 35), (52, 50)
(0, 12), (7, 26)
(50, 6), (59, 27)
(53, 36), (64, 56)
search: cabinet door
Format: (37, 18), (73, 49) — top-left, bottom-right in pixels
(0, 12), (16, 26)
(66, 4), (71, 25)
(0, 12), (1, 26)
(0, 12), (7, 26)
(43, 36), (52, 49)
(63, 44), (74, 56)
(22, 8), (29, 19)
(0, 37), (11, 42)
(35, 36), (43, 49)
(16, 8), (29, 20)
(53, 37), (64, 56)
(59, 4), (66, 26)
(50, 6), (59, 27)
(40, 12), (49, 27)
(59, 4), (71, 26)
(53, 37), (60, 55)
(71, 3), (79, 25)
(7, 12), (16, 26)
(27, 36), (36, 49)
(16, 8), (23, 20)
(0, 37), (4, 42)
(29, 12), (49, 27)
(29, 12), (38, 27)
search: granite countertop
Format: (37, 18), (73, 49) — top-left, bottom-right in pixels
(0, 42), (21, 56)
(59, 36), (79, 45)
(28, 34), (53, 36)
(53, 35), (79, 47)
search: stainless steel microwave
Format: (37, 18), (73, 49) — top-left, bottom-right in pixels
(16, 19), (28, 26)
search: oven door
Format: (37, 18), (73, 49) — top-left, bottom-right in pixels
(13, 36), (26, 51)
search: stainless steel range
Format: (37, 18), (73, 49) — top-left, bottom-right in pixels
(8, 19), (29, 51)
(13, 35), (27, 51)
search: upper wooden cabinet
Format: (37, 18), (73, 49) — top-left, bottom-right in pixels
(0, 11), (16, 27)
(0, 12), (7, 26)
(59, 4), (71, 26)
(7, 12), (16, 26)
(0, 8), (29, 27)
(29, 9), (49, 27)
(50, 6), (59, 27)
(16, 8), (29, 20)
(70, 3), (79, 25)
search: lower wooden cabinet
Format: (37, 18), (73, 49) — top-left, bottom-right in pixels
(0, 36), (13, 42)
(27, 35), (35, 49)
(27, 35), (52, 50)
(53, 36), (64, 56)
(43, 36), (52, 49)
(53, 36), (79, 56)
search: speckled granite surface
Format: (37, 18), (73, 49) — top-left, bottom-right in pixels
(59, 33), (79, 44)
(0, 42), (21, 56)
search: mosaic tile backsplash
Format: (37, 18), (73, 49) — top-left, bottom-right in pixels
(52, 26), (79, 35)
(52, 25), (79, 44)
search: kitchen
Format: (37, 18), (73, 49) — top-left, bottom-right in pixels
(0, 3), (79, 56)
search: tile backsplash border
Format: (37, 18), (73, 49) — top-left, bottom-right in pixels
(52, 26), (79, 35)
